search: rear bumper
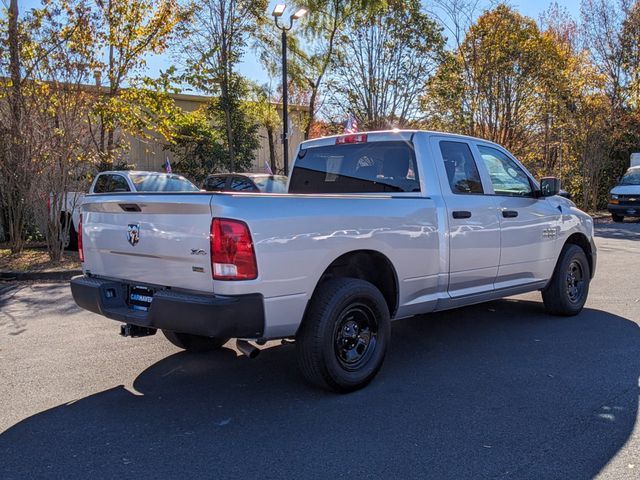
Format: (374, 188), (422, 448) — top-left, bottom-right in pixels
(70, 275), (264, 338)
(608, 204), (640, 216)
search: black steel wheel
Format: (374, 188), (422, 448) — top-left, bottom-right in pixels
(333, 303), (379, 371)
(542, 244), (590, 316)
(162, 330), (229, 352)
(566, 260), (585, 305)
(296, 278), (390, 393)
(612, 214), (624, 223)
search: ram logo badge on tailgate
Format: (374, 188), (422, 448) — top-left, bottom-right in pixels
(127, 224), (140, 246)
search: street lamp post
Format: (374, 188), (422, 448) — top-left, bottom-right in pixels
(272, 4), (307, 176)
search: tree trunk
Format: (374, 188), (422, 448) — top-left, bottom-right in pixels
(219, 16), (236, 172)
(304, 88), (318, 140)
(7, 0), (26, 253)
(223, 102), (236, 171)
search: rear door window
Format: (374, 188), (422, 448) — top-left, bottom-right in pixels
(438, 141), (483, 194)
(289, 141), (420, 194)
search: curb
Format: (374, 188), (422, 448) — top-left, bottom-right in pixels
(0, 270), (82, 282)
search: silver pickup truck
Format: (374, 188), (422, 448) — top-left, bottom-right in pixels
(71, 130), (596, 392)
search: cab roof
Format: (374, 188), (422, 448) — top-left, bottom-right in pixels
(299, 129), (504, 151)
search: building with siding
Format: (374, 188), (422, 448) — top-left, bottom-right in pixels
(125, 92), (309, 174)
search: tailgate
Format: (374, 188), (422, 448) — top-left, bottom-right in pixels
(81, 194), (214, 292)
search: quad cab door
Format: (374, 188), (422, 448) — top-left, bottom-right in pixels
(430, 137), (501, 298)
(472, 143), (561, 288)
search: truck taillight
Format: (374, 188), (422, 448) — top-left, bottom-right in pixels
(210, 218), (257, 280)
(78, 214), (84, 263)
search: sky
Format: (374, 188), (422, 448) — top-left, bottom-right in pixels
(19, 0), (584, 92)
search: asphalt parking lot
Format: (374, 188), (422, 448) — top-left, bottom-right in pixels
(1, 218), (639, 479)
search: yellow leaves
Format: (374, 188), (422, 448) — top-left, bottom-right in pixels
(100, 0), (182, 59)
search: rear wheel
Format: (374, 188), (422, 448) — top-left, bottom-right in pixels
(296, 278), (390, 393)
(542, 244), (590, 316)
(612, 213), (624, 223)
(162, 330), (229, 352)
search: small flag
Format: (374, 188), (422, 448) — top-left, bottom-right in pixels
(344, 114), (359, 134)
(163, 157), (172, 173)
(265, 160), (273, 175)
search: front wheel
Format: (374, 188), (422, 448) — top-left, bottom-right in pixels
(162, 330), (229, 352)
(612, 213), (624, 223)
(542, 244), (590, 316)
(296, 278), (390, 393)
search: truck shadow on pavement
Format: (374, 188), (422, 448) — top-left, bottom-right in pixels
(1, 299), (638, 479)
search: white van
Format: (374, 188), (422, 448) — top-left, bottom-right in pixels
(608, 153), (640, 222)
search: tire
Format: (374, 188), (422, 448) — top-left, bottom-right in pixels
(296, 278), (391, 393)
(542, 244), (590, 316)
(612, 214), (624, 223)
(162, 330), (229, 352)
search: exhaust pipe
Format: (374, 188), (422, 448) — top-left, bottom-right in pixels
(236, 339), (260, 359)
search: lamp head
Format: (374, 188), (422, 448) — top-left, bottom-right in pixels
(272, 4), (286, 17)
(291, 7), (307, 19)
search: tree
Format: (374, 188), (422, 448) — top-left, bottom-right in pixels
(246, 83), (281, 173)
(424, 5), (564, 156)
(165, 108), (227, 183)
(329, 0), (444, 129)
(580, 0), (640, 205)
(0, 0), (29, 253)
(91, 0), (185, 168)
(272, 0), (382, 138)
(29, 1), (100, 261)
(0, 0), (84, 253)
(182, 0), (267, 171)
(621, 1), (640, 106)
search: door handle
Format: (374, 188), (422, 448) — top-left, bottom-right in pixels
(502, 210), (518, 218)
(452, 211), (472, 219)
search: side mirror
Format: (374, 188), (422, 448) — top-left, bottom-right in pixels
(540, 177), (561, 197)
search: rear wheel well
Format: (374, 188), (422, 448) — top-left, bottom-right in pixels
(313, 250), (398, 318)
(564, 233), (593, 277)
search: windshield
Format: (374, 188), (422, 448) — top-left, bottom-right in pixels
(620, 169), (640, 186)
(251, 175), (288, 193)
(130, 174), (199, 192)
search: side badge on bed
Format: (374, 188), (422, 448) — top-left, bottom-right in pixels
(127, 224), (140, 246)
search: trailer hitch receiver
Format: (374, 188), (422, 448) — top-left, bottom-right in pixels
(120, 324), (157, 338)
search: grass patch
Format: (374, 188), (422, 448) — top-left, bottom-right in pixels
(0, 247), (80, 272)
